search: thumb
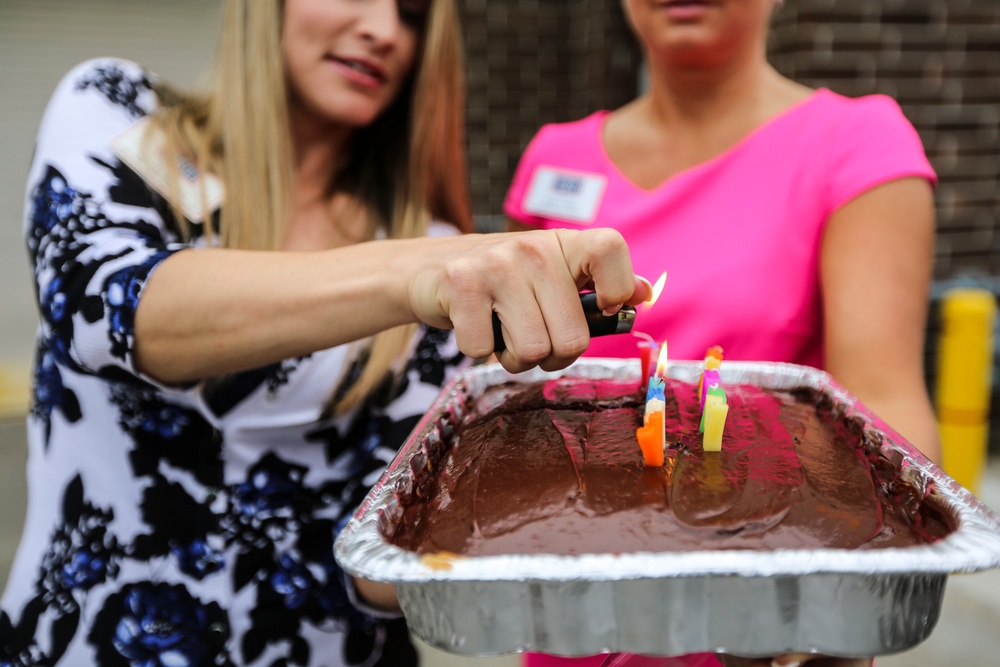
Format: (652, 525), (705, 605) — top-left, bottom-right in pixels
(557, 228), (635, 310)
(626, 274), (654, 306)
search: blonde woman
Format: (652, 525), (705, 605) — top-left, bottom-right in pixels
(2, 1), (649, 665)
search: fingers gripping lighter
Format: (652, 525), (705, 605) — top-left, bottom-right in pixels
(492, 292), (637, 353)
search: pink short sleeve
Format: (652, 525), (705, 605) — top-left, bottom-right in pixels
(826, 94), (937, 214)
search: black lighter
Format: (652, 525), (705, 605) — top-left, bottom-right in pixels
(492, 292), (637, 352)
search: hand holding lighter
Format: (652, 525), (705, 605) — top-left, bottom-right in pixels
(492, 292), (636, 352)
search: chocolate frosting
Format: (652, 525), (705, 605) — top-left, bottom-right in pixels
(389, 378), (953, 556)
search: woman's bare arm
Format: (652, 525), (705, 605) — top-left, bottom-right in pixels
(134, 228), (652, 382)
(820, 177), (941, 461)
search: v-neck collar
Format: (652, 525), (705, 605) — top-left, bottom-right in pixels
(596, 88), (828, 194)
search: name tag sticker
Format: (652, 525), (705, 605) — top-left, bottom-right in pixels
(522, 166), (607, 224)
(111, 117), (224, 223)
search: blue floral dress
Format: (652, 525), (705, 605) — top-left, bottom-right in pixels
(1, 59), (468, 667)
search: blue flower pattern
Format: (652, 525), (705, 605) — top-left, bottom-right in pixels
(233, 467), (301, 522)
(31, 340), (81, 447)
(62, 550), (109, 590)
(141, 406), (190, 439)
(270, 554), (316, 610)
(39, 478), (120, 596)
(32, 345), (66, 420)
(27, 166), (110, 276)
(30, 172), (77, 233)
(42, 277), (69, 324)
(76, 64), (151, 118)
(96, 583), (226, 667)
(171, 541), (225, 581)
(105, 252), (174, 361)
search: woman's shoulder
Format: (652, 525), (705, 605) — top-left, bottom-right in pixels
(807, 88), (915, 131)
(523, 111), (609, 158)
(514, 111), (611, 179)
(534, 111), (608, 137)
(802, 89), (934, 207)
(46, 58), (160, 122)
(804, 89), (928, 166)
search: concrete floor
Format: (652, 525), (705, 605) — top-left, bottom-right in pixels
(2, 418), (999, 666)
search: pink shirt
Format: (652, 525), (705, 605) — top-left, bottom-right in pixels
(505, 90), (935, 667)
(505, 89), (936, 369)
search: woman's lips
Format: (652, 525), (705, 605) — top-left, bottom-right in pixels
(660, 0), (714, 20)
(327, 56), (387, 89)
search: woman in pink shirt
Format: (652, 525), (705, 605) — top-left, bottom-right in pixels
(505, 0), (939, 666)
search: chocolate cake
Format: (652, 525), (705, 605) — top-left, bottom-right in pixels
(388, 377), (954, 557)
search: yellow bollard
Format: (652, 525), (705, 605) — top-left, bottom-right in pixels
(936, 288), (997, 495)
(0, 362), (31, 419)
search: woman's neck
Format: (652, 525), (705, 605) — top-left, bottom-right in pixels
(643, 42), (777, 130)
(284, 105), (367, 251)
(289, 104), (353, 202)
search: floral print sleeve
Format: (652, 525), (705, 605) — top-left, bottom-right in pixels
(25, 58), (188, 390)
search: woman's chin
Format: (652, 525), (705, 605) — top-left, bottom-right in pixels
(293, 95), (385, 131)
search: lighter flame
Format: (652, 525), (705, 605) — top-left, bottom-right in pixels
(655, 340), (668, 378)
(643, 271), (668, 310)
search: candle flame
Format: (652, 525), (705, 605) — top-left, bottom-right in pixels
(655, 341), (668, 377)
(642, 271), (668, 310)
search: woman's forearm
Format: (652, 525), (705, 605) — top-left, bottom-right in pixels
(133, 242), (417, 383)
(821, 177), (939, 461)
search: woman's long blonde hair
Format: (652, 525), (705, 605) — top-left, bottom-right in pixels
(153, 0), (471, 414)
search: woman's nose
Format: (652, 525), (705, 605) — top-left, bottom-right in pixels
(356, 0), (402, 48)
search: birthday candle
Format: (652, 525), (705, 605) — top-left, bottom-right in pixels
(636, 412), (665, 466)
(703, 398), (729, 452)
(638, 356), (667, 466)
(645, 382), (665, 414)
(699, 384), (727, 432)
(698, 347), (723, 395)
(638, 341), (656, 391)
(644, 379), (665, 439)
(645, 376), (664, 404)
(700, 368), (721, 410)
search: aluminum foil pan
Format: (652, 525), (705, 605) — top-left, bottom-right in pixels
(335, 359), (1000, 658)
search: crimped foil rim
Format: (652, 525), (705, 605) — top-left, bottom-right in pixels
(335, 360), (1000, 584)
